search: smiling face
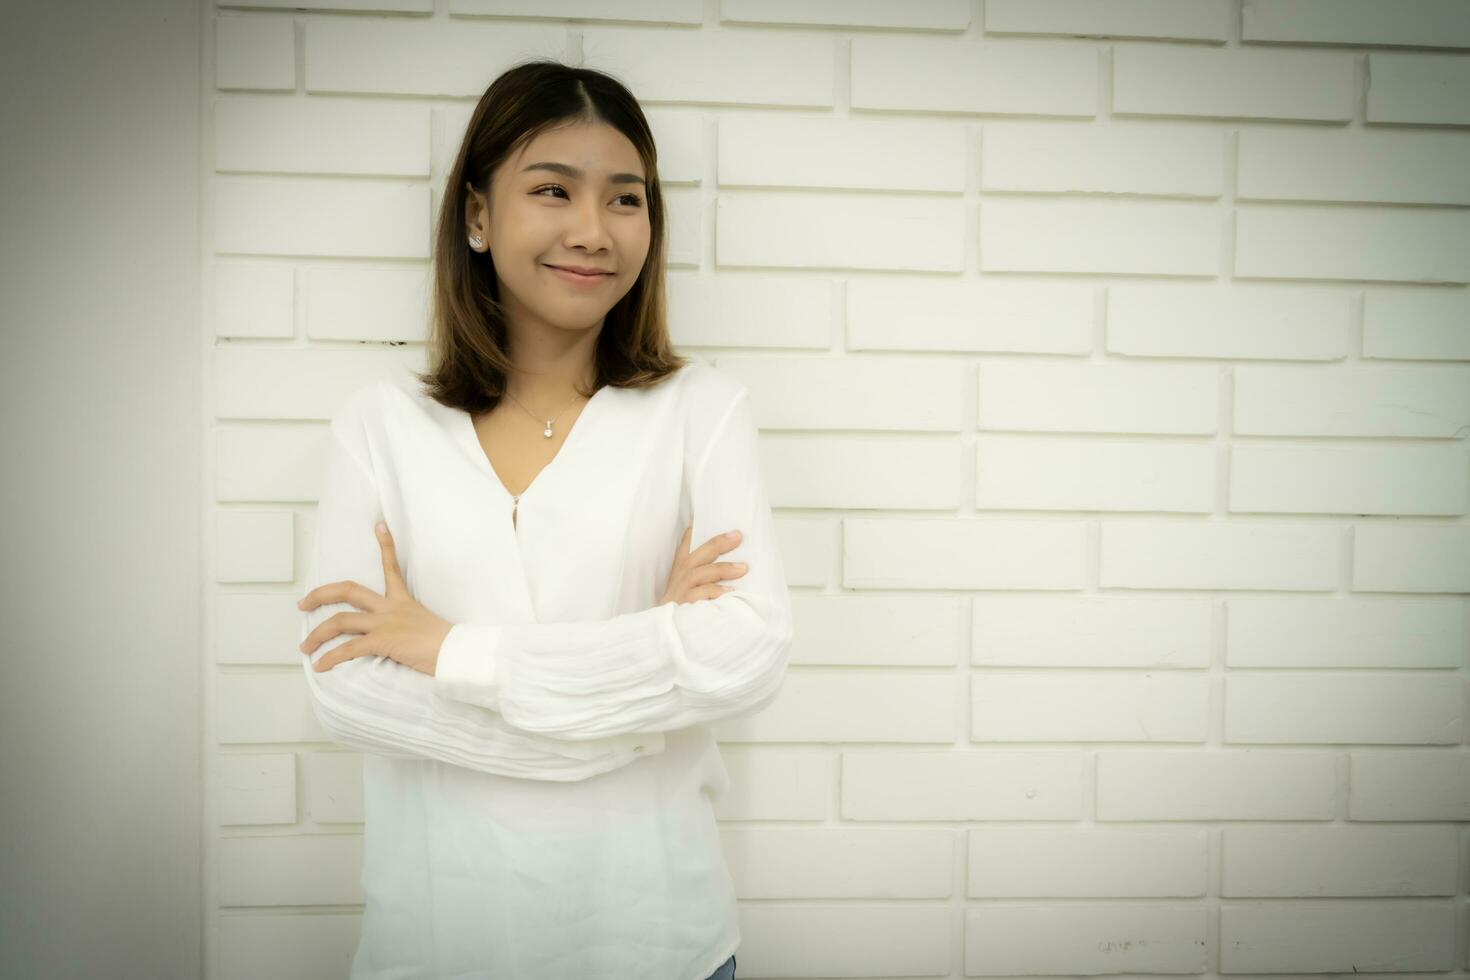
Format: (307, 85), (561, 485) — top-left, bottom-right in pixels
(465, 120), (652, 342)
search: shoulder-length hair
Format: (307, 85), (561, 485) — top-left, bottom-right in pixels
(415, 59), (688, 414)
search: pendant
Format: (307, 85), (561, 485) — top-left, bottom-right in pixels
(543, 420), (554, 438)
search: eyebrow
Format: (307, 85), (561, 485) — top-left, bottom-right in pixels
(521, 161), (647, 187)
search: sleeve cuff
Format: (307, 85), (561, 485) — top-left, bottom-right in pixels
(433, 622), (504, 709)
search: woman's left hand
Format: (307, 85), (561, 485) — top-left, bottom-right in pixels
(298, 521), (453, 676)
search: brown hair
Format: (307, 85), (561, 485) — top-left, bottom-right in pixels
(414, 59), (688, 414)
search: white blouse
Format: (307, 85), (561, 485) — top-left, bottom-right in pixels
(299, 358), (792, 980)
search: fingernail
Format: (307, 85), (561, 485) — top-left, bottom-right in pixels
(375, 522), (386, 534)
(725, 530), (739, 539)
(736, 562), (748, 569)
(296, 598), (305, 608)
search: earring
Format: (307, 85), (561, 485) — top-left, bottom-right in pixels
(468, 235), (483, 249)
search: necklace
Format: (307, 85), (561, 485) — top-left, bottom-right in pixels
(503, 385), (590, 438)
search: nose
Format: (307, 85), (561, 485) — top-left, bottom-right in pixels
(563, 196), (613, 252)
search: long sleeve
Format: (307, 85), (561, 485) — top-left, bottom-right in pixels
(433, 388), (794, 741)
(299, 413), (660, 781)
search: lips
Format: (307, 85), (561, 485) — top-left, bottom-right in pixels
(546, 264), (612, 277)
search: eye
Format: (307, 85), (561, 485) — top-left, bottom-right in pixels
(532, 184), (643, 208)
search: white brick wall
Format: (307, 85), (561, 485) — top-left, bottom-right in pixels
(205, 0), (1470, 977)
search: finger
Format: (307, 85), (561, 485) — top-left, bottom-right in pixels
(312, 637), (369, 673)
(689, 561), (747, 587)
(299, 580), (379, 613)
(375, 522), (405, 593)
(300, 610), (371, 655)
(692, 529), (742, 566)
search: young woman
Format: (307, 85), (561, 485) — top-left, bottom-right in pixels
(295, 60), (790, 980)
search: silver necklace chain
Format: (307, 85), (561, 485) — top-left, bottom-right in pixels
(502, 387), (589, 439)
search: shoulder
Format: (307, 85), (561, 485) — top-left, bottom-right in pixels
(666, 359), (753, 464)
(328, 377), (436, 456)
(668, 357), (749, 424)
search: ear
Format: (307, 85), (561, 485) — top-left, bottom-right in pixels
(463, 183), (487, 236)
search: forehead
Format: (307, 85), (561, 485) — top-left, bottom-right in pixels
(512, 122), (644, 176)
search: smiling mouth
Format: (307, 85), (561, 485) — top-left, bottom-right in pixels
(545, 264), (612, 279)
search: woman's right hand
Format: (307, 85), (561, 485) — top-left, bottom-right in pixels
(659, 526), (748, 605)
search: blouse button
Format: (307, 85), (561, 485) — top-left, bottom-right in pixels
(633, 745), (644, 753)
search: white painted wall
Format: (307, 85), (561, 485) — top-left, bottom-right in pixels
(1, 0), (203, 977)
(204, 1), (1470, 978)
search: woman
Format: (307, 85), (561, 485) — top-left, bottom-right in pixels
(295, 60), (790, 979)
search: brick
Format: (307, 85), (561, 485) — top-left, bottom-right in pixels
(669, 273), (833, 349)
(712, 747), (832, 821)
(1238, 129), (1470, 206)
(978, 361), (1219, 434)
(848, 277), (1093, 354)
(583, 27), (834, 107)
(734, 905), (950, 977)
(1108, 282), (1352, 360)
(723, 0), (970, 30)
(1220, 901), (1456, 973)
(987, 0), (1232, 42)
(764, 434), (963, 509)
(1101, 520), (1341, 591)
(302, 751), (365, 824)
(214, 263), (294, 339)
(1243, 0), (1470, 48)
(719, 827), (954, 897)
(1363, 288), (1470, 361)
(717, 192), (965, 272)
(217, 752), (297, 826)
(216, 510), (295, 583)
(1367, 52), (1470, 125)
(979, 199), (1220, 276)
(720, 113), (966, 192)
(968, 827), (1208, 896)
(843, 751), (1087, 820)
(845, 517), (1088, 590)
(1229, 444), (1467, 515)
(1353, 523), (1470, 592)
(982, 120), (1225, 196)
(1226, 596), (1467, 668)
(1222, 825), (1458, 896)
(851, 37), (1097, 115)
(793, 593), (966, 666)
(450, 0), (696, 22)
(1097, 750), (1336, 820)
(216, 14), (294, 91)
(217, 912), (361, 980)
(965, 904), (1209, 975)
(973, 595), (1214, 668)
(304, 18), (566, 97)
(720, 671), (959, 743)
(214, 177), (430, 259)
(213, 346), (422, 420)
(1234, 364), (1470, 437)
(975, 435), (1216, 512)
(216, 592), (305, 666)
(714, 354), (966, 430)
(215, 96), (430, 176)
(973, 672), (1210, 742)
(215, 423), (323, 502)
(1349, 750), (1470, 820)
(217, 671), (318, 744)
(217, 834), (364, 906)
(303, 265), (432, 342)
(1225, 673), (1461, 744)
(1236, 205), (1470, 284)
(1114, 44), (1354, 121)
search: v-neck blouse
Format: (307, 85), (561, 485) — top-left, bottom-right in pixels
(298, 358), (792, 979)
